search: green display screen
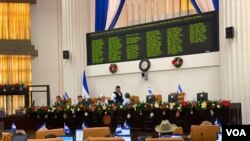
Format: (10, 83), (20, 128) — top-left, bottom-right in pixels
(86, 11), (219, 65)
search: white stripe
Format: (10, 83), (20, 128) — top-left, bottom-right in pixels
(82, 87), (90, 98)
(105, 0), (121, 30)
(195, 0), (209, 13)
(206, 0), (215, 11)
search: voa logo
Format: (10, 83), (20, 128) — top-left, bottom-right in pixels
(226, 129), (246, 136)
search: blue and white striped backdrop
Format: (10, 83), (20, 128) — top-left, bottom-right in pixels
(95, 0), (125, 31)
(190, 0), (219, 14)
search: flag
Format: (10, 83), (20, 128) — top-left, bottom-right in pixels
(64, 123), (71, 134)
(83, 70), (90, 96)
(11, 123), (16, 132)
(114, 124), (122, 135)
(122, 120), (131, 135)
(63, 92), (69, 100)
(38, 122), (47, 131)
(214, 118), (222, 132)
(123, 120), (131, 129)
(82, 121), (88, 129)
(148, 87), (153, 95)
(177, 84), (183, 94)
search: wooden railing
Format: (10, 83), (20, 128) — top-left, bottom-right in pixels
(2, 108), (230, 133)
(0, 103), (242, 135)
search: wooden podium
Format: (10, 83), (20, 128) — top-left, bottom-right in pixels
(155, 95), (162, 102)
(177, 92), (185, 103)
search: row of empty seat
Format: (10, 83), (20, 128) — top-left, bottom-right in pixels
(0, 124), (219, 141)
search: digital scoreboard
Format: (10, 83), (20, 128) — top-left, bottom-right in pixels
(86, 11), (219, 65)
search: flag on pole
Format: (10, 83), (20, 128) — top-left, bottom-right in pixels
(82, 121), (88, 129)
(148, 86), (153, 95)
(11, 123), (16, 132)
(114, 124), (122, 135)
(64, 123), (71, 134)
(83, 70), (90, 96)
(63, 92), (69, 100)
(177, 84), (183, 94)
(123, 120), (131, 129)
(38, 122), (47, 131)
(214, 118), (222, 132)
(122, 120), (131, 135)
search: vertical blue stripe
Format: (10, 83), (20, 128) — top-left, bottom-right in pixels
(212, 0), (219, 11)
(190, 0), (202, 14)
(83, 70), (90, 96)
(108, 0), (126, 30)
(95, 0), (109, 31)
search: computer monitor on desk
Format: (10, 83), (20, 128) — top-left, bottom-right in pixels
(75, 129), (83, 141)
(197, 92), (208, 101)
(168, 93), (178, 103)
(146, 95), (155, 103)
(116, 135), (131, 141)
(58, 136), (74, 141)
(12, 134), (29, 141)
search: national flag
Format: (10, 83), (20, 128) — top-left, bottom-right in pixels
(190, 0), (219, 14)
(83, 70), (90, 96)
(63, 92), (69, 100)
(114, 124), (122, 135)
(177, 84), (183, 94)
(214, 118), (222, 132)
(123, 120), (131, 129)
(122, 120), (131, 135)
(148, 87), (153, 95)
(38, 122), (47, 131)
(64, 123), (71, 134)
(82, 121), (88, 129)
(11, 123), (16, 132)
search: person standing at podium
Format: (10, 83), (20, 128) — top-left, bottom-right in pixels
(55, 95), (63, 106)
(111, 85), (124, 104)
(123, 92), (131, 105)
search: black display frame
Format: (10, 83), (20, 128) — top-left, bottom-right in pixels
(86, 11), (219, 65)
